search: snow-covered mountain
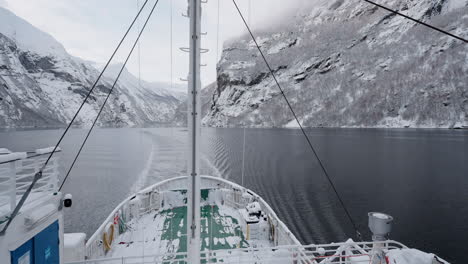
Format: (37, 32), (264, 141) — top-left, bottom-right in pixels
(0, 7), (184, 128)
(203, 0), (468, 128)
(173, 82), (218, 126)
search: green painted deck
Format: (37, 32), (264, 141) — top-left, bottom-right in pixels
(158, 205), (249, 252)
(111, 189), (250, 263)
(159, 189), (249, 263)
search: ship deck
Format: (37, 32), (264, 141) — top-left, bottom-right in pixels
(108, 196), (252, 260)
(85, 177), (302, 262)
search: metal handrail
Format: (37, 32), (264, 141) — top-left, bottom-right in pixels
(68, 240), (406, 264)
(0, 149), (61, 165)
(0, 148), (60, 215)
(85, 176), (302, 260)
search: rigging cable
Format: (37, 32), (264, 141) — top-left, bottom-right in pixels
(136, 0), (144, 260)
(169, 0), (174, 139)
(362, 0), (468, 43)
(231, 0), (363, 240)
(0, 0), (151, 235)
(241, 127), (246, 186)
(242, 0), (250, 187)
(248, 0), (252, 26)
(216, 0), (221, 63)
(170, 0), (173, 91)
(59, 0), (161, 192)
(137, 0), (142, 91)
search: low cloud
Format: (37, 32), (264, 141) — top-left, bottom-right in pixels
(0, 0), (322, 86)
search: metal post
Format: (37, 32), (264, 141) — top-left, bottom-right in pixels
(187, 0), (202, 263)
(9, 161), (16, 211)
(241, 127), (246, 186)
(142, 224), (145, 264)
(52, 157), (59, 190)
(209, 205), (212, 263)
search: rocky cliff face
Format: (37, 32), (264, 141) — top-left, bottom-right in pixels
(173, 82), (218, 127)
(203, 0), (468, 128)
(0, 7), (183, 128)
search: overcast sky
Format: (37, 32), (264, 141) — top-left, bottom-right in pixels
(0, 0), (307, 90)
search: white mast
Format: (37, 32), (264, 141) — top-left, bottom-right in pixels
(187, 0), (201, 263)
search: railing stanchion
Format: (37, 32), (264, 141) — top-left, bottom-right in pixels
(9, 161), (16, 211)
(52, 157), (59, 190)
(34, 154), (40, 176)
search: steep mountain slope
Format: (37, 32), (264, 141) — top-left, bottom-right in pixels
(173, 82), (218, 126)
(203, 0), (468, 128)
(0, 7), (183, 128)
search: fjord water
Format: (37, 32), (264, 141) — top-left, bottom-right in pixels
(0, 128), (466, 263)
(205, 128), (468, 264)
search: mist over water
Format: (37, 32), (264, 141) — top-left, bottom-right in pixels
(1, 127), (466, 263)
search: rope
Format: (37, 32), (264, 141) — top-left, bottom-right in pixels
(216, 0), (221, 63)
(137, 0), (142, 90)
(231, 0), (363, 241)
(170, 0), (173, 91)
(0, 0), (151, 236)
(59, 0), (161, 191)
(248, 0), (252, 25)
(118, 213), (127, 234)
(362, 0), (468, 43)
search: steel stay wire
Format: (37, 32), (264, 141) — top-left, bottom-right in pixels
(59, 0), (161, 192)
(231, 0), (468, 241)
(232, 0), (363, 240)
(362, 0), (468, 44)
(0, 0), (151, 235)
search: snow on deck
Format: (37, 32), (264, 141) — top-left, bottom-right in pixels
(108, 195), (250, 260)
(81, 179), (448, 264)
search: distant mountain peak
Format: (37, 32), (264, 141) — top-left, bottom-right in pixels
(0, 7), (185, 128)
(0, 7), (67, 58)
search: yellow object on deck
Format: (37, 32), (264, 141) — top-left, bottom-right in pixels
(103, 223), (115, 252)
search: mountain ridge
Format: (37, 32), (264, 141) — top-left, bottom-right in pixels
(203, 0), (468, 128)
(0, 7), (185, 128)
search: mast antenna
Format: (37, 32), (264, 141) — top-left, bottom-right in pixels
(187, 0), (202, 262)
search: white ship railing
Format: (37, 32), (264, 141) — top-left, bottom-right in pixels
(0, 147), (60, 218)
(86, 176), (301, 259)
(69, 240), (406, 264)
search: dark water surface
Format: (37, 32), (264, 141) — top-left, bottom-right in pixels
(0, 128), (466, 263)
(0, 128), (153, 238)
(204, 128), (468, 264)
